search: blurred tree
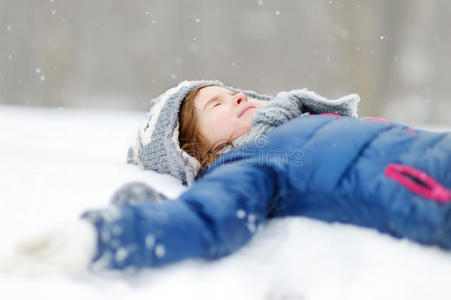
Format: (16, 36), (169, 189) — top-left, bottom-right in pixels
(0, 0), (449, 124)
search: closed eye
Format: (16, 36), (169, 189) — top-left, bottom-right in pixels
(213, 102), (222, 108)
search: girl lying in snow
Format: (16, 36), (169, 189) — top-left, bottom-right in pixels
(2, 80), (451, 274)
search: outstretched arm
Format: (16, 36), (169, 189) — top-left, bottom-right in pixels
(82, 162), (279, 270)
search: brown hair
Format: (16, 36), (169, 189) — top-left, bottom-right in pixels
(178, 85), (234, 176)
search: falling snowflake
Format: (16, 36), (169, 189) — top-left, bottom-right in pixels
(145, 234), (156, 249)
(155, 244), (166, 258)
(248, 214), (256, 223)
(236, 209), (246, 219)
(115, 248), (129, 262)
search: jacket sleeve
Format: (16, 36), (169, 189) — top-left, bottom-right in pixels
(81, 162), (278, 270)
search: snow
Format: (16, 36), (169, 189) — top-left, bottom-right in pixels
(1, 105), (451, 300)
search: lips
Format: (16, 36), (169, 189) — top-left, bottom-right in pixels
(238, 106), (256, 118)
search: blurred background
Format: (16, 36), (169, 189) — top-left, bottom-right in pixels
(1, 0), (450, 125)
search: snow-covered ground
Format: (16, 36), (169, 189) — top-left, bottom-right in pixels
(0, 105), (450, 300)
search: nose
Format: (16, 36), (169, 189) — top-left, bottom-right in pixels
(233, 93), (248, 105)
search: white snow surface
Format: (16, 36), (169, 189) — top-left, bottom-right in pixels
(1, 105), (451, 300)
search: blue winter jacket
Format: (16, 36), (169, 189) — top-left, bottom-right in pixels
(82, 114), (451, 270)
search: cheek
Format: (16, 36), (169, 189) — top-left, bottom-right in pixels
(219, 113), (244, 133)
(204, 113), (236, 137)
(205, 109), (234, 125)
(198, 113), (233, 136)
(199, 109), (252, 144)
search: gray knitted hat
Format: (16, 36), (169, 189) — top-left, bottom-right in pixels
(127, 80), (272, 186)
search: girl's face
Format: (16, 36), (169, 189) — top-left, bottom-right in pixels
(193, 86), (264, 150)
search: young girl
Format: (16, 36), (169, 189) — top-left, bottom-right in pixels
(2, 80), (451, 274)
